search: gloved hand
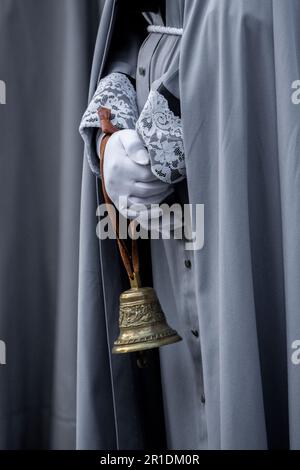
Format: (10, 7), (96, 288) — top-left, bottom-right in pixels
(103, 129), (173, 220)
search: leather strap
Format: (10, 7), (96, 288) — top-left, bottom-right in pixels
(98, 107), (140, 284)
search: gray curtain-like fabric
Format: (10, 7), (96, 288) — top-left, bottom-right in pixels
(0, 0), (103, 449)
(180, 0), (300, 449)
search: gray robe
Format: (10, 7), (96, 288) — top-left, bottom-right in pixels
(78, 0), (300, 449)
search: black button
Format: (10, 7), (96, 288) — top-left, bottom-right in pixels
(201, 394), (206, 404)
(139, 66), (146, 76)
(185, 259), (192, 269)
(191, 329), (199, 338)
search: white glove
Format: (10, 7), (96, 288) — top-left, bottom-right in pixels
(103, 129), (173, 220)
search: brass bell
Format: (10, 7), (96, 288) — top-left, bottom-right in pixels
(113, 274), (182, 354)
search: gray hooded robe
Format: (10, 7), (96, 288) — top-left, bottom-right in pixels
(78, 0), (300, 450)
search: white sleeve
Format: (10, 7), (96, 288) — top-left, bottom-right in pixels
(79, 72), (138, 176)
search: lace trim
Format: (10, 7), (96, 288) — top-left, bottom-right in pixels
(80, 73), (138, 134)
(79, 72), (138, 176)
(136, 90), (186, 184)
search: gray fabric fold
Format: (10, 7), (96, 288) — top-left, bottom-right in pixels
(0, 0), (102, 449)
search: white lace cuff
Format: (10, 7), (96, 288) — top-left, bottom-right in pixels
(79, 72), (138, 176)
(136, 88), (186, 184)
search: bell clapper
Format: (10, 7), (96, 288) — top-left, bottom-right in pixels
(136, 351), (149, 369)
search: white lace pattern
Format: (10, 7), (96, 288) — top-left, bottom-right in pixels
(79, 73), (138, 176)
(80, 73), (138, 132)
(136, 90), (186, 184)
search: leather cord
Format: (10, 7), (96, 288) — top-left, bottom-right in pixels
(98, 107), (140, 283)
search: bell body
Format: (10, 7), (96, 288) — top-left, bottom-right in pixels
(113, 286), (182, 354)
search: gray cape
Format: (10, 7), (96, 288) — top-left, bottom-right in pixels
(78, 0), (300, 449)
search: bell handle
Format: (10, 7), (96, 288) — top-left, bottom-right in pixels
(98, 107), (141, 285)
(130, 272), (141, 289)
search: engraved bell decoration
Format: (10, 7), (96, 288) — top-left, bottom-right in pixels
(113, 274), (182, 354)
